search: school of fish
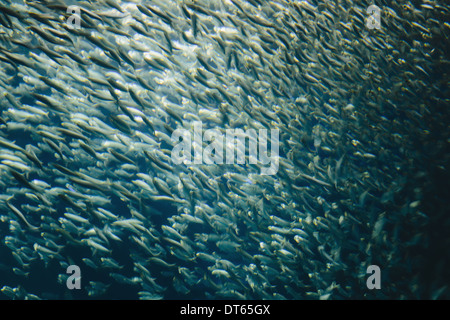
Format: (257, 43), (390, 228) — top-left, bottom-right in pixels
(0, 0), (449, 299)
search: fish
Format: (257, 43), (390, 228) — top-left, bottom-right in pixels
(0, 0), (447, 301)
(6, 201), (40, 232)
